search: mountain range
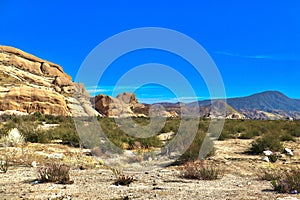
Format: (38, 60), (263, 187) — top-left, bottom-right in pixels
(0, 45), (299, 120)
(158, 91), (300, 120)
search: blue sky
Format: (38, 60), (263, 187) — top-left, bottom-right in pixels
(1, 1), (299, 103)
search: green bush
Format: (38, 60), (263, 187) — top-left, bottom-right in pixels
(250, 134), (283, 154)
(280, 133), (296, 142)
(238, 128), (261, 139)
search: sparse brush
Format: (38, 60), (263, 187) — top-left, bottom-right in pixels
(260, 170), (281, 181)
(37, 162), (73, 184)
(113, 174), (134, 186)
(250, 134), (283, 154)
(271, 169), (300, 194)
(111, 167), (134, 186)
(0, 128), (25, 147)
(180, 161), (222, 180)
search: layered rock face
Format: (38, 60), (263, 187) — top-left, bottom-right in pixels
(0, 45), (98, 116)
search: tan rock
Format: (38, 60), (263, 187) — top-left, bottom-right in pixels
(0, 45), (99, 117)
(94, 93), (175, 118)
(0, 85), (68, 115)
(117, 92), (139, 104)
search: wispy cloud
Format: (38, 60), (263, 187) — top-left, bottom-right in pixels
(85, 85), (214, 103)
(213, 51), (300, 61)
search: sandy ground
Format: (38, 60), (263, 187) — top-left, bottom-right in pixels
(0, 139), (300, 200)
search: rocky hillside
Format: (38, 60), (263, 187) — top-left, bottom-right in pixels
(227, 91), (300, 120)
(227, 91), (300, 112)
(93, 92), (178, 118)
(158, 101), (246, 119)
(153, 91), (300, 120)
(0, 45), (98, 117)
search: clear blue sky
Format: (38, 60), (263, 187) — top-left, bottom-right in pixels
(1, 1), (299, 103)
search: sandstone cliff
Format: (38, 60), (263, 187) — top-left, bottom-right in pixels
(0, 45), (99, 116)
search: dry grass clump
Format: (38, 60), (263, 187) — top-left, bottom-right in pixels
(37, 162), (73, 184)
(180, 161), (222, 180)
(111, 167), (134, 186)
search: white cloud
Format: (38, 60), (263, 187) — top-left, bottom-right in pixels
(213, 51), (300, 61)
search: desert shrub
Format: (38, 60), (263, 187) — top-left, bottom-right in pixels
(280, 133), (296, 142)
(160, 118), (180, 133)
(234, 125), (246, 133)
(219, 120), (246, 140)
(0, 128), (25, 147)
(238, 128), (261, 139)
(47, 123), (79, 146)
(271, 169), (300, 194)
(176, 131), (206, 163)
(0, 121), (16, 138)
(282, 121), (300, 137)
(113, 174), (134, 186)
(218, 130), (231, 140)
(260, 169), (281, 181)
(180, 161), (222, 180)
(99, 118), (161, 149)
(38, 162), (73, 184)
(268, 154), (278, 163)
(250, 134), (283, 154)
(111, 168), (134, 186)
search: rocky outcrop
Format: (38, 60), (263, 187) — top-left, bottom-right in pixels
(93, 92), (146, 117)
(93, 92), (179, 118)
(0, 45), (98, 116)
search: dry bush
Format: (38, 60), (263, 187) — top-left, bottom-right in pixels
(271, 169), (300, 194)
(113, 174), (134, 186)
(38, 162), (73, 184)
(180, 161), (222, 180)
(111, 167), (134, 186)
(0, 128), (25, 147)
(260, 169), (281, 181)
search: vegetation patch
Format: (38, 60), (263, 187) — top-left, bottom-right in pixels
(180, 161), (222, 180)
(111, 167), (134, 186)
(250, 134), (283, 154)
(263, 168), (300, 194)
(38, 162), (73, 184)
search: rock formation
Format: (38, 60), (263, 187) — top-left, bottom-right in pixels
(93, 92), (180, 118)
(0, 45), (98, 116)
(93, 92), (146, 117)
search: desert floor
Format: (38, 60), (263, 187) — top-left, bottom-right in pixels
(1, 138), (300, 200)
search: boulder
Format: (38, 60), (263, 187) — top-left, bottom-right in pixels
(284, 148), (294, 156)
(263, 150), (273, 156)
(262, 156), (270, 162)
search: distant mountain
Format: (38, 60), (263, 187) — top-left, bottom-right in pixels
(227, 91), (300, 112)
(155, 91), (300, 120)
